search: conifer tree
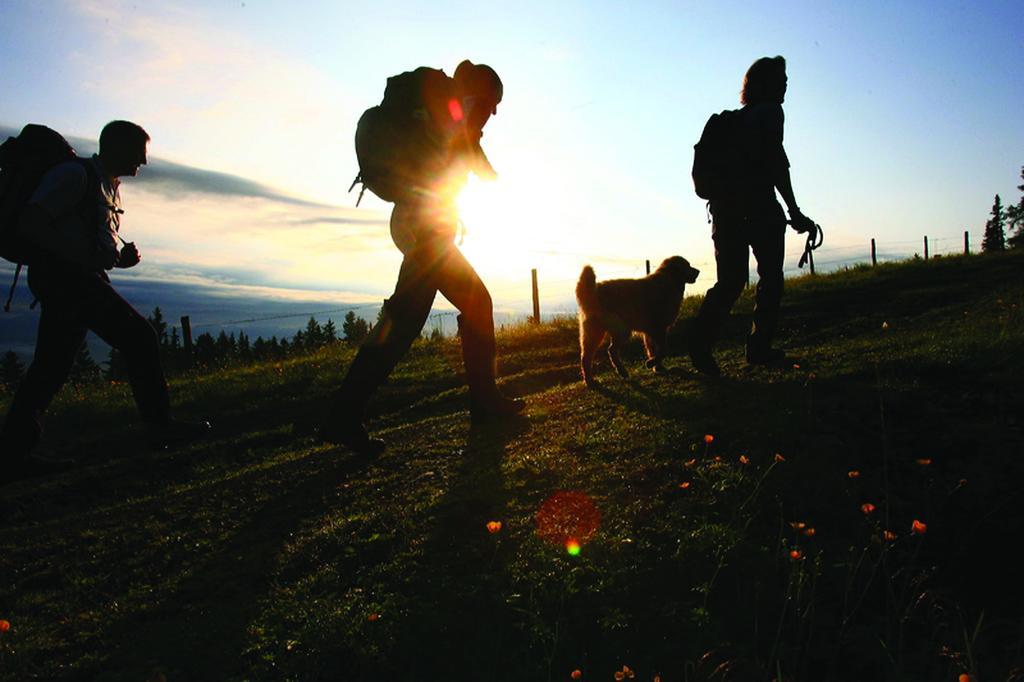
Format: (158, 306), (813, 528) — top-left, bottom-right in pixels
(105, 347), (130, 381)
(342, 311), (369, 344)
(0, 350), (25, 392)
(323, 318), (338, 344)
(304, 317), (323, 349)
(982, 194), (1006, 252)
(1006, 167), (1024, 249)
(70, 344), (101, 384)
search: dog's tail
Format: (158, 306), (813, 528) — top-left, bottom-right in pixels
(575, 265), (598, 313)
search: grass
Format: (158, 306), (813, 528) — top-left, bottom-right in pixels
(1, 250), (1022, 681)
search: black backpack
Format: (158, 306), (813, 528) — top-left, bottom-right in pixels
(691, 109), (744, 201)
(1, 124), (95, 311)
(350, 67), (460, 205)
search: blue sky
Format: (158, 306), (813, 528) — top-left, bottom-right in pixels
(1, 0), (1022, 339)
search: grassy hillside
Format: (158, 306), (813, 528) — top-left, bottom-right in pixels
(1, 251), (1022, 681)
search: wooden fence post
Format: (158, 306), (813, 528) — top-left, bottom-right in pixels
(871, 238), (877, 266)
(180, 315), (194, 367)
(964, 230), (970, 254)
(924, 235), (929, 260)
(645, 259), (651, 275)
(531, 268), (540, 324)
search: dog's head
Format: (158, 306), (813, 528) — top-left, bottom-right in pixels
(655, 256), (700, 286)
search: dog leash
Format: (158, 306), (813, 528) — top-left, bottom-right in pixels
(797, 222), (823, 270)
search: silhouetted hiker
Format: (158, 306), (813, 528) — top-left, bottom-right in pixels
(0, 121), (209, 480)
(688, 56), (818, 376)
(308, 60), (523, 456)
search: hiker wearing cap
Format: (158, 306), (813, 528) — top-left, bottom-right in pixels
(688, 56), (818, 376)
(312, 60), (523, 456)
(0, 121), (209, 480)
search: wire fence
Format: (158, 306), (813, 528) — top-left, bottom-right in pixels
(167, 229), (979, 346)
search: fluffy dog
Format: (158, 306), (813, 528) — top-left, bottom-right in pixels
(576, 256), (700, 386)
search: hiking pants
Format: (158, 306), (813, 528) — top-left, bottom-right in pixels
(1, 265), (170, 457)
(334, 200), (497, 414)
(693, 205), (787, 357)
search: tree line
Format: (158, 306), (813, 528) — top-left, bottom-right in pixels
(982, 166), (1024, 252)
(1, 309), (380, 393)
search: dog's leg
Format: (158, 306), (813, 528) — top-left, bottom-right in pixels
(607, 332), (630, 379)
(580, 320), (604, 387)
(644, 330), (668, 373)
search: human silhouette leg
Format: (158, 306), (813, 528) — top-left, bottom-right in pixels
(746, 224), (786, 364)
(689, 225), (748, 375)
(0, 300), (86, 467)
(437, 246), (523, 421)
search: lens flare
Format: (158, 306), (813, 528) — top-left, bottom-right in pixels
(536, 490), (600, 550)
(448, 98), (464, 122)
(566, 539), (581, 556)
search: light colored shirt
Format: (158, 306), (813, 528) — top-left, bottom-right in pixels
(28, 155), (121, 270)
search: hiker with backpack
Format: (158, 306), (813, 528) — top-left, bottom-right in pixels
(309, 60), (524, 456)
(688, 56), (819, 376)
(0, 121), (209, 479)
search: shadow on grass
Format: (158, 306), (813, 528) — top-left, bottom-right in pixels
(93, 447), (379, 681)
(381, 417), (531, 680)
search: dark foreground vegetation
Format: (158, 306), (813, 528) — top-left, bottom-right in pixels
(1, 251), (1022, 681)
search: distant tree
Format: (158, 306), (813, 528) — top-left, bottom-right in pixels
(342, 311), (370, 344)
(237, 331), (252, 361)
(70, 344), (101, 384)
(147, 307), (168, 346)
(304, 317), (323, 349)
(0, 350), (25, 392)
(105, 347), (130, 381)
(279, 338), (290, 356)
(323, 318), (338, 344)
(292, 331), (305, 353)
(1006, 167), (1024, 249)
(982, 194), (1006, 252)
(429, 325), (444, 343)
(194, 332), (217, 366)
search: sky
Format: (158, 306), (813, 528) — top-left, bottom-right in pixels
(2, 0), (1023, 347)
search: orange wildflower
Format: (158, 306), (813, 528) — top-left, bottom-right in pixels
(614, 673), (624, 681)
(915, 458), (932, 466)
(774, 453), (786, 463)
(789, 521), (806, 530)
(703, 434), (714, 444)
(739, 455), (750, 465)
(803, 527), (816, 537)
(847, 470), (860, 479)
(790, 549), (803, 561)
(367, 613), (380, 622)
(792, 363), (801, 369)
(911, 519), (927, 534)
(570, 670), (583, 680)
(959, 674), (974, 682)
(860, 503), (876, 515)
(883, 530), (897, 542)
(486, 521), (502, 534)
(0, 619), (9, 632)
(679, 481), (691, 490)
(684, 458), (697, 468)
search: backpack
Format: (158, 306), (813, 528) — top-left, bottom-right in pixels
(350, 67), (461, 205)
(691, 109), (744, 201)
(0, 124), (94, 311)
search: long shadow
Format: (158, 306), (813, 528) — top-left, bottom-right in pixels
(381, 417), (530, 681)
(92, 448), (379, 681)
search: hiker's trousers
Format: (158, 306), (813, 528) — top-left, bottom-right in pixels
(334, 200), (497, 412)
(694, 201), (787, 357)
(1, 264), (170, 456)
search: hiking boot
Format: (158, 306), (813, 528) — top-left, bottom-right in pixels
(687, 340), (721, 378)
(470, 393), (526, 424)
(147, 418), (212, 450)
(317, 416), (386, 457)
(3, 454), (75, 484)
(746, 347), (792, 368)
